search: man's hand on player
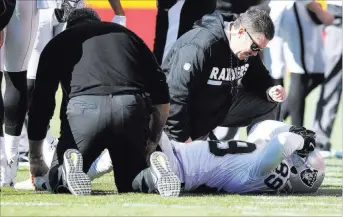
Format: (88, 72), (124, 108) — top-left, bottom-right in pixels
(268, 85), (286, 102)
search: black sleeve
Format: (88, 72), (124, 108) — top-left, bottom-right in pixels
(242, 55), (274, 100)
(0, 0), (16, 31)
(163, 44), (209, 142)
(28, 40), (61, 140)
(139, 38), (170, 105)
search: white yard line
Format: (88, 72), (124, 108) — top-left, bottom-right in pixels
(1, 201), (340, 210)
(0, 202), (89, 207)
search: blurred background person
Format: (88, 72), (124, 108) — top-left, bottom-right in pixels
(264, 0), (334, 127)
(0, 0), (16, 187)
(312, 0), (342, 158)
(0, 0), (39, 187)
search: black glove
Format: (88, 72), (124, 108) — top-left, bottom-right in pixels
(289, 126), (316, 157)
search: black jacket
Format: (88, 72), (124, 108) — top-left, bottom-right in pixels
(162, 11), (274, 142)
(0, 0), (16, 31)
(28, 22), (169, 140)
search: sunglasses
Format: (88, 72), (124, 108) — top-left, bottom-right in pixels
(245, 29), (263, 52)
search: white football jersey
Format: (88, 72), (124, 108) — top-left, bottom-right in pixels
(160, 120), (305, 193)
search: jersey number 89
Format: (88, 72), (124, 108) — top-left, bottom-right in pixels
(264, 162), (289, 190)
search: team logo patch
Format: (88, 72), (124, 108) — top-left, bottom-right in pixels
(300, 168), (318, 187)
(183, 63), (191, 71)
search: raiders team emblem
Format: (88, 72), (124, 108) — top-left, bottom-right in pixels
(300, 168), (318, 187)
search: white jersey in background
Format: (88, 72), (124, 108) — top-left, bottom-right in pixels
(159, 120), (305, 193)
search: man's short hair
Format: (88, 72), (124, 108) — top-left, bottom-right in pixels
(66, 8), (101, 28)
(233, 8), (275, 40)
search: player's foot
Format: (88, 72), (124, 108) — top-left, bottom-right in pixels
(0, 165), (13, 187)
(34, 176), (49, 191)
(62, 149), (91, 196)
(149, 151), (181, 197)
(0, 156), (13, 187)
(87, 149), (113, 180)
(14, 178), (35, 190)
(30, 156), (49, 178)
(55, 0), (82, 23)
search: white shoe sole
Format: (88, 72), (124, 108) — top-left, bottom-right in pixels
(149, 152), (181, 197)
(63, 149), (91, 196)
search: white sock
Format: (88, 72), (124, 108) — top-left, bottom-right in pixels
(44, 128), (55, 145)
(0, 136), (12, 186)
(4, 134), (20, 163)
(0, 137), (7, 163)
(87, 149), (113, 180)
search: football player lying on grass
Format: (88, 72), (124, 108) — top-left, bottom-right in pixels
(89, 120), (325, 195)
(17, 120), (325, 195)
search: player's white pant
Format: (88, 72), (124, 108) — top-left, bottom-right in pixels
(3, 0), (39, 72)
(27, 8), (65, 79)
(266, 2), (325, 78)
(162, 0), (185, 62)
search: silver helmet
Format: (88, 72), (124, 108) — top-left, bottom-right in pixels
(284, 150), (325, 193)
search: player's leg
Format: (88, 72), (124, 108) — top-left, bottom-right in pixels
(313, 23), (342, 155)
(0, 71), (11, 187)
(3, 0), (39, 184)
(153, 4), (170, 65)
(281, 73), (308, 126)
(160, 0), (185, 63)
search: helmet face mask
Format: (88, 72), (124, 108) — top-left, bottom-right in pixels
(284, 150), (325, 193)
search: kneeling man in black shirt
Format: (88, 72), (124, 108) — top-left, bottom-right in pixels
(27, 8), (173, 196)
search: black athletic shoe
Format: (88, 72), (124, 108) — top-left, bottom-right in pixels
(62, 149), (91, 196)
(149, 151), (181, 197)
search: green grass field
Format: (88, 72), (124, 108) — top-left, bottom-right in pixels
(1, 83), (342, 216)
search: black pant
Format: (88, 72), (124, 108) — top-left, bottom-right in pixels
(47, 94), (151, 193)
(281, 73), (324, 127)
(220, 89), (280, 131)
(195, 89), (280, 141)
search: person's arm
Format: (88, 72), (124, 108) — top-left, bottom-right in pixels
(162, 45), (209, 142)
(135, 37), (170, 158)
(27, 39), (61, 160)
(249, 124), (315, 178)
(108, 0), (126, 26)
(250, 132), (305, 178)
(242, 56), (276, 100)
(301, 1), (334, 26)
